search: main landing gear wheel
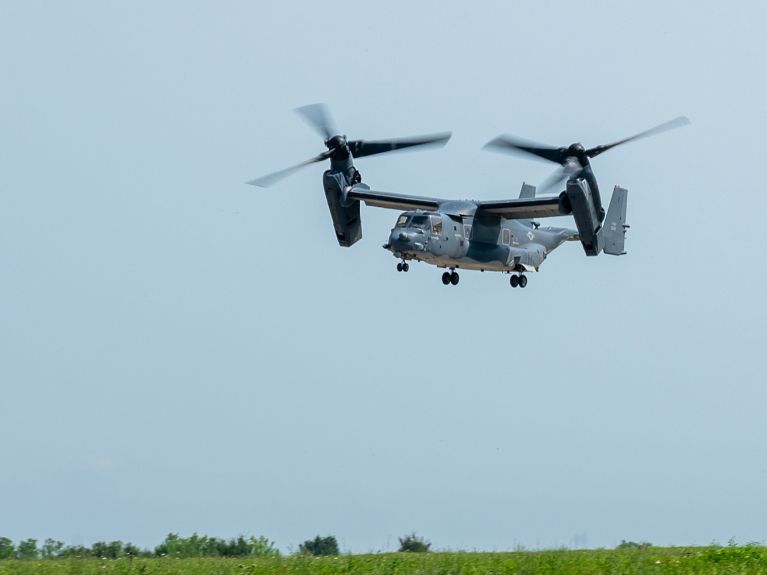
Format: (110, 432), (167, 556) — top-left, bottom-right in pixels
(442, 271), (459, 286)
(397, 262), (410, 272)
(510, 274), (527, 288)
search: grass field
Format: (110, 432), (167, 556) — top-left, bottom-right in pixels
(2, 546), (767, 575)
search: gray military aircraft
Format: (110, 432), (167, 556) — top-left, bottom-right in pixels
(249, 104), (688, 287)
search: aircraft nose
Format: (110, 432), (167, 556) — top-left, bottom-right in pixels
(392, 230), (416, 244)
(389, 229), (423, 251)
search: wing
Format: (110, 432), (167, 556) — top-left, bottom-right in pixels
(347, 185), (443, 212)
(476, 196), (561, 219)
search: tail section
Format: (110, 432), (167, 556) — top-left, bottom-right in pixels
(603, 186), (629, 255)
(518, 182), (536, 199)
(518, 183), (538, 227)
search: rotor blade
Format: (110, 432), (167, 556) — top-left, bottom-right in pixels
(294, 103), (336, 140)
(246, 150), (333, 187)
(537, 159), (582, 195)
(348, 132), (452, 159)
(483, 135), (567, 165)
(586, 116), (690, 158)
(537, 167), (567, 195)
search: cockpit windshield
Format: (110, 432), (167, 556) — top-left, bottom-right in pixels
(395, 213), (431, 229)
(409, 215), (430, 229)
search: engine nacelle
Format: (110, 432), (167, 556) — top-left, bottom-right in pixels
(565, 179), (603, 256)
(323, 171), (362, 247)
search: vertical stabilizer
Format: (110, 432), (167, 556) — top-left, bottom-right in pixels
(603, 186), (628, 255)
(519, 183), (537, 227)
(519, 182), (536, 199)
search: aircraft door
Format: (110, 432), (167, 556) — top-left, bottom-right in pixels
(429, 215), (446, 256)
(449, 218), (466, 257)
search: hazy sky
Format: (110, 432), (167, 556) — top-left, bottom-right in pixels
(1, 0), (765, 553)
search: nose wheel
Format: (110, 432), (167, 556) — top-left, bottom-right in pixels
(509, 274), (527, 288)
(441, 270), (459, 286)
(396, 262), (410, 272)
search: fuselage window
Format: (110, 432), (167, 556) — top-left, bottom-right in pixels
(431, 216), (443, 237)
(464, 224), (472, 239)
(502, 228), (511, 245)
(396, 215), (409, 227)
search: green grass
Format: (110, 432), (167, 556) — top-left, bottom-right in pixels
(2, 547), (767, 575)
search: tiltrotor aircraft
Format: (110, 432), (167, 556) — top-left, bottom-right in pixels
(249, 104), (688, 287)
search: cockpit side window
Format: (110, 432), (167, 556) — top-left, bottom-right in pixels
(430, 216), (443, 236)
(396, 215), (409, 227)
(464, 224), (472, 239)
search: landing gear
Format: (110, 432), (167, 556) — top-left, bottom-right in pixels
(509, 274), (527, 288)
(442, 270), (459, 286)
(396, 262), (410, 272)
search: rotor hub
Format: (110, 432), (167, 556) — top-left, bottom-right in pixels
(567, 143), (586, 160)
(326, 134), (348, 150)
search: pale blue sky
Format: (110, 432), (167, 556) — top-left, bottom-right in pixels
(1, 0), (765, 553)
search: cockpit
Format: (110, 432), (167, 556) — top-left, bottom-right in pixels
(388, 211), (445, 255)
(395, 214), (431, 230)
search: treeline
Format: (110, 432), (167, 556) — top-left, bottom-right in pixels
(0, 533), (435, 560)
(0, 534), (279, 560)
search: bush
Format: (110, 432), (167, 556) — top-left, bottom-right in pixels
(154, 533), (279, 558)
(91, 541), (125, 559)
(248, 536), (280, 558)
(58, 545), (92, 558)
(0, 537), (14, 560)
(41, 539), (64, 559)
(398, 533), (431, 553)
(124, 543), (144, 557)
(16, 539), (39, 560)
(616, 540), (652, 550)
(299, 535), (339, 556)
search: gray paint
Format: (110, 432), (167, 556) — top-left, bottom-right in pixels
(316, 150), (627, 284)
(603, 186), (629, 256)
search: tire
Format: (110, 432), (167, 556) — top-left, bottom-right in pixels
(450, 272), (459, 286)
(510, 275), (519, 288)
(441, 272), (451, 285)
(402, 263), (409, 272)
(397, 263), (403, 272)
(519, 275), (528, 288)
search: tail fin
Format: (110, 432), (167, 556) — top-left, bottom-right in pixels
(519, 182), (536, 199)
(518, 183), (539, 227)
(603, 186), (629, 255)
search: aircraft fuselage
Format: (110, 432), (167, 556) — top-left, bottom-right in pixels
(385, 210), (574, 273)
